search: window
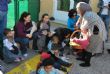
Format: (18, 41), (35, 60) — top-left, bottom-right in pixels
(57, 0), (70, 11)
(74, 0), (90, 9)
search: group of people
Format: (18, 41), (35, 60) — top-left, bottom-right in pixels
(66, 1), (109, 67)
(0, 0), (110, 74)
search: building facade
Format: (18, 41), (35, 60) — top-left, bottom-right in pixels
(39, 0), (100, 24)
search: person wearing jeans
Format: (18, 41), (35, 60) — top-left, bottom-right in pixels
(15, 38), (29, 56)
(14, 12), (32, 57)
(0, 0), (11, 60)
(99, 0), (110, 41)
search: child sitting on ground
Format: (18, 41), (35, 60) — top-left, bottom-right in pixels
(37, 51), (72, 72)
(3, 28), (23, 63)
(37, 58), (65, 74)
(48, 34), (65, 56)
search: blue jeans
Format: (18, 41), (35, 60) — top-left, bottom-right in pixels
(101, 15), (109, 30)
(0, 11), (7, 38)
(3, 47), (19, 63)
(15, 37), (29, 55)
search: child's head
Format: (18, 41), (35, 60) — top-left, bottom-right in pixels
(43, 58), (54, 73)
(4, 28), (14, 37)
(51, 44), (62, 56)
(51, 34), (60, 44)
(41, 13), (49, 23)
(68, 9), (77, 18)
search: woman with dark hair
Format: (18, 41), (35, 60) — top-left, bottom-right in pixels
(67, 9), (79, 31)
(33, 13), (50, 52)
(14, 12), (36, 57)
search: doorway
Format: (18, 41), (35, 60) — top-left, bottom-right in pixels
(53, 0), (74, 23)
(7, 0), (40, 29)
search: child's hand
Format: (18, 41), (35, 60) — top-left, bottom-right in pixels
(42, 30), (48, 35)
(54, 50), (59, 57)
(26, 34), (32, 38)
(48, 32), (53, 37)
(70, 38), (74, 42)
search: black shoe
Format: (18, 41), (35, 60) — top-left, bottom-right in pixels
(79, 63), (90, 67)
(76, 58), (85, 61)
(107, 49), (110, 54)
(60, 67), (67, 72)
(65, 63), (72, 67)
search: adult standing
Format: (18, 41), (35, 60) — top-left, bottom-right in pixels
(98, 0), (110, 41)
(0, 0), (11, 37)
(76, 2), (107, 67)
(0, 0), (11, 60)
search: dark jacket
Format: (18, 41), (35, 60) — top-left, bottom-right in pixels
(14, 22), (27, 38)
(54, 27), (72, 42)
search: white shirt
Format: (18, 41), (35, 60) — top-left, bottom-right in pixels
(101, 0), (110, 15)
(0, 71), (3, 74)
(3, 39), (17, 50)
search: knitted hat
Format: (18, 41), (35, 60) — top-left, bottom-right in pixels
(41, 52), (51, 59)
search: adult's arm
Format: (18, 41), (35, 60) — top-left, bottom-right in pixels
(75, 17), (82, 26)
(70, 30), (81, 38)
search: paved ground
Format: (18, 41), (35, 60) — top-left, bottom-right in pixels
(1, 22), (110, 74)
(68, 51), (110, 74)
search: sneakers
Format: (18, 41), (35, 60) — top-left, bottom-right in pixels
(60, 67), (67, 72)
(23, 54), (28, 57)
(14, 58), (21, 62)
(61, 56), (69, 63)
(0, 71), (3, 74)
(107, 49), (110, 54)
(19, 57), (24, 61)
(65, 63), (72, 67)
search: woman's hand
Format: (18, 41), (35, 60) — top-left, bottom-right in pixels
(26, 34), (32, 38)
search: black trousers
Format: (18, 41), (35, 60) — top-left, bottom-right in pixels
(81, 50), (92, 64)
(0, 38), (3, 60)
